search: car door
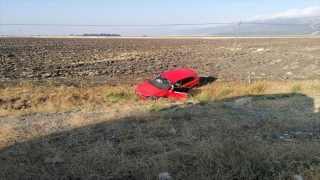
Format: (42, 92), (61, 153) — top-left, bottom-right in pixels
(167, 77), (195, 100)
(168, 90), (188, 100)
(175, 77), (195, 93)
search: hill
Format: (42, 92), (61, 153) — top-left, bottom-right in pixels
(177, 16), (320, 36)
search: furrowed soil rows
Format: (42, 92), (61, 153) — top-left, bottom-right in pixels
(0, 37), (319, 87)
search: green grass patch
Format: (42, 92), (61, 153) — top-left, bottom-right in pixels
(189, 91), (213, 102)
(246, 83), (266, 94)
(291, 84), (302, 93)
(147, 104), (167, 112)
(104, 90), (134, 103)
(218, 89), (233, 98)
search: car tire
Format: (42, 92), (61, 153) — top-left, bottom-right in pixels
(192, 84), (199, 88)
(146, 96), (156, 100)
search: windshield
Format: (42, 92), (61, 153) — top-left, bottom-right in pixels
(149, 76), (172, 90)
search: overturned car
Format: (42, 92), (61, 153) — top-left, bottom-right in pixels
(135, 68), (199, 100)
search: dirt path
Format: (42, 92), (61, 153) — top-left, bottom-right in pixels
(1, 94), (319, 148)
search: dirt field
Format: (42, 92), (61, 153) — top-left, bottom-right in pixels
(1, 37), (319, 87)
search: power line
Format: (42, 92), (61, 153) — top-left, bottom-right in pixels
(0, 22), (315, 27)
(0, 16), (318, 27)
(0, 22), (239, 27)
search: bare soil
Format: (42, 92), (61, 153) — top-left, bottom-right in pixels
(1, 37), (319, 87)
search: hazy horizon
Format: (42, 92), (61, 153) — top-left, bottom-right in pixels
(0, 0), (319, 36)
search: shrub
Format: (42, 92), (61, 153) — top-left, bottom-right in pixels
(104, 91), (134, 103)
(218, 89), (233, 98)
(246, 83), (265, 94)
(147, 104), (167, 112)
(189, 91), (213, 101)
(291, 84), (302, 93)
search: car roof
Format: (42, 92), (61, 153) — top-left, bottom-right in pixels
(161, 68), (197, 82)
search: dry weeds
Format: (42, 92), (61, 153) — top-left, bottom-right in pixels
(0, 79), (320, 179)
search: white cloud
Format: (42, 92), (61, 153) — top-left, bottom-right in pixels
(246, 6), (320, 21)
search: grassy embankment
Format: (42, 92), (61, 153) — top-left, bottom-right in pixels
(0, 79), (320, 179)
(1, 79), (319, 116)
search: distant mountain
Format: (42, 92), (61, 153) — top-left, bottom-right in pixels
(176, 16), (320, 36)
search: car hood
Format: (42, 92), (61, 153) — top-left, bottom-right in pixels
(136, 81), (165, 96)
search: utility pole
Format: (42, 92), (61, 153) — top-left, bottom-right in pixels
(233, 20), (241, 49)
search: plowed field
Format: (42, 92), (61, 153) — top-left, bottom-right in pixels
(1, 37), (319, 87)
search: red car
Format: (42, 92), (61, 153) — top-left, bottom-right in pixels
(135, 68), (200, 100)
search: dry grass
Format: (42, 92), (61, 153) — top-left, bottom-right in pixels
(1, 79), (319, 116)
(0, 79), (320, 179)
(191, 79), (320, 101)
(0, 83), (140, 116)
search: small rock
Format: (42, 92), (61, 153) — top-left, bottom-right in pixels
(106, 135), (120, 143)
(158, 172), (172, 180)
(190, 135), (198, 140)
(192, 161), (200, 167)
(254, 136), (262, 141)
(293, 174), (303, 180)
(294, 131), (302, 135)
(186, 100), (201, 105)
(88, 72), (95, 76)
(44, 156), (64, 163)
(283, 138), (294, 142)
(313, 95), (320, 113)
(42, 73), (52, 78)
(27, 74), (36, 78)
(169, 127), (177, 134)
(234, 97), (252, 107)
(222, 102), (233, 108)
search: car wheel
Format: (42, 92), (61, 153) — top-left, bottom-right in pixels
(191, 84), (199, 89)
(158, 97), (166, 100)
(146, 96), (156, 100)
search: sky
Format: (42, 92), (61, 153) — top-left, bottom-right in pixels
(0, 0), (319, 36)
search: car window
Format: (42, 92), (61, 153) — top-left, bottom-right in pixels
(149, 76), (172, 90)
(181, 77), (194, 85)
(174, 81), (181, 87)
